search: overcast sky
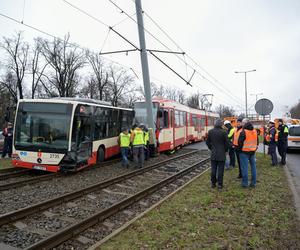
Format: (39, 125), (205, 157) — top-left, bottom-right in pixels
(1, 0), (299, 117)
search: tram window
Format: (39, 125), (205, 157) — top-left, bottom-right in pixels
(170, 110), (174, 128)
(192, 115), (197, 128)
(159, 109), (169, 128)
(200, 117), (206, 128)
(175, 110), (180, 127)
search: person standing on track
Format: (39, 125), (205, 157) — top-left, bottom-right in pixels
(206, 119), (230, 190)
(118, 128), (131, 168)
(232, 117), (243, 178)
(277, 119), (289, 165)
(131, 124), (145, 168)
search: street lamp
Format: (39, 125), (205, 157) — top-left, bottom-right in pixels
(235, 69), (256, 117)
(250, 92), (263, 103)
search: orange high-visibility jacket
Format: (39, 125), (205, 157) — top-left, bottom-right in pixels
(233, 127), (242, 147)
(242, 130), (258, 152)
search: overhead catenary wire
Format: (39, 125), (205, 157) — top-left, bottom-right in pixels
(131, 0), (245, 105)
(0, 4), (244, 111)
(109, 0), (245, 108)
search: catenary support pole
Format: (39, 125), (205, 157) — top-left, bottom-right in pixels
(135, 0), (156, 145)
(245, 72), (248, 118)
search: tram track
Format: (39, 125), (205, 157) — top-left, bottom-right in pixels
(0, 149), (198, 216)
(0, 150), (208, 249)
(0, 168), (31, 180)
(0, 158), (121, 192)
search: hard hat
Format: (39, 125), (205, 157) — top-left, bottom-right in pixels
(224, 120), (231, 125)
(269, 119), (275, 124)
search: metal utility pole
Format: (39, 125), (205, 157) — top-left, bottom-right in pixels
(135, 0), (156, 144)
(235, 69), (256, 117)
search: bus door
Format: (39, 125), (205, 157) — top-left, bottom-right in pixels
(72, 106), (93, 164)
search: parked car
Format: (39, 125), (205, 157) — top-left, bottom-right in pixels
(0, 131), (4, 153)
(287, 125), (300, 150)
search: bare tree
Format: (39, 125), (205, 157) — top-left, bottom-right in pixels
(38, 34), (85, 97)
(0, 71), (18, 103)
(215, 104), (235, 118)
(30, 39), (48, 98)
(137, 82), (165, 98)
(186, 93), (200, 109)
(85, 50), (109, 100)
(107, 66), (136, 106)
(290, 102), (300, 119)
(0, 31), (29, 100)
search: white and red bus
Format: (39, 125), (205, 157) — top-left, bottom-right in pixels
(12, 98), (134, 172)
(134, 97), (219, 153)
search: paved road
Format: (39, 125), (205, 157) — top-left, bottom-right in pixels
(286, 149), (300, 192)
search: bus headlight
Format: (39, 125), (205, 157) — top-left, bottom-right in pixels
(12, 154), (20, 160)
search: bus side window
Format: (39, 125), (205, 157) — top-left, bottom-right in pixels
(108, 109), (119, 137)
(94, 107), (109, 140)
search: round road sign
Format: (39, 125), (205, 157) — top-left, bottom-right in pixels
(255, 98), (273, 115)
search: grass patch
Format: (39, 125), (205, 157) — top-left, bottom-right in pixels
(0, 159), (13, 169)
(100, 153), (300, 249)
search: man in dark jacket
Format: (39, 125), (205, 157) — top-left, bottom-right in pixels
(2, 122), (13, 158)
(238, 119), (259, 188)
(206, 119), (230, 189)
(277, 119), (289, 165)
(268, 120), (278, 166)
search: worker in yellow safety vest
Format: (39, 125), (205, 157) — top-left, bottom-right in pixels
(118, 128), (131, 168)
(130, 124), (145, 168)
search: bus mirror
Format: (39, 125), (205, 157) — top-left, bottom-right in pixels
(158, 110), (163, 118)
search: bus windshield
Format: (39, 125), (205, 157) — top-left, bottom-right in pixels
(289, 126), (300, 136)
(14, 102), (73, 153)
(134, 102), (158, 126)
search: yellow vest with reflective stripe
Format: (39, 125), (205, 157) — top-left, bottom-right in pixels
(228, 128), (234, 141)
(120, 133), (130, 147)
(133, 129), (145, 146)
(144, 131), (149, 145)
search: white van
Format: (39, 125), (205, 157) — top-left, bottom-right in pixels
(287, 125), (300, 150)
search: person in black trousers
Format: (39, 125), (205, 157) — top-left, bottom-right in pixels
(206, 119), (230, 190)
(277, 119), (289, 165)
(2, 122), (13, 158)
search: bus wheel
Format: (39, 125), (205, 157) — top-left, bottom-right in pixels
(97, 147), (105, 163)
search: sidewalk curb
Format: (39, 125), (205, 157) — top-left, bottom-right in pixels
(284, 164), (300, 221)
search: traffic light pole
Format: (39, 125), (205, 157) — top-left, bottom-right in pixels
(135, 0), (156, 145)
